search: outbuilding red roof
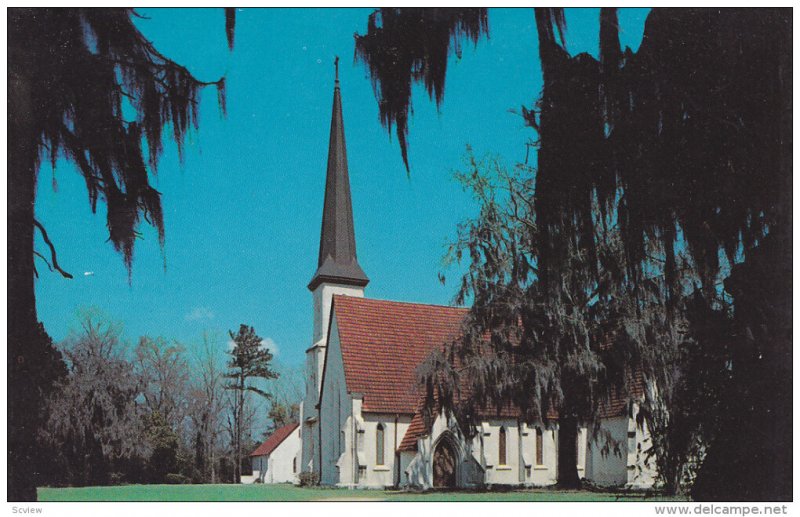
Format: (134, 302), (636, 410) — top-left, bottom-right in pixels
(332, 295), (468, 414)
(250, 422), (299, 457)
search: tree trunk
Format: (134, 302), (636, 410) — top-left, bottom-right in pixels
(8, 35), (40, 502)
(556, 415), (581, 489)
(235, 377), (244, 484)
(210, 445), (216, 484)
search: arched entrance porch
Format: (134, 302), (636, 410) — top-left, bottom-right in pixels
(432, 435), (458, 488)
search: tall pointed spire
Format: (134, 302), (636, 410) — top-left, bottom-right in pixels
(308, 58), (369, 291)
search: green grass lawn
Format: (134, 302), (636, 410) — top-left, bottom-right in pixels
(38, 483), (687, 502)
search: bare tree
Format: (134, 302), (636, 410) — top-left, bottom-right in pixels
(264, 363), (304, 432)
(187, 332), (226, 484)
(135, 337), (190, 434)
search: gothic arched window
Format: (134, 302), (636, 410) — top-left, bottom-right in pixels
(499, 427), (507, 465)
(376, 423), (385, 465)
(536, 427), (544, 465)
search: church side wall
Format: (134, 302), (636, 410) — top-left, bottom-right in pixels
(480, 420), (560, 487)
(584, 406), (658, 489)
(577, 426), (588, 480)
(252, 455), (266, 483)
(305, 285), (364, 478)
(318, 314), (352, 486)
(481, 419), (522, 486)
(627, 404), (658, 488)
(358, 413), (412, 488)
(404, 414), (560, 489)
(526, 424), (559, 486)
(585, 416), (629, 487)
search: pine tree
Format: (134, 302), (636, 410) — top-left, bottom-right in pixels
(224, 325), (278, 483)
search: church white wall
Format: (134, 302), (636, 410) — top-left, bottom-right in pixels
(480, 420), (562, 487)
(522, 423), (559, 486)
(398, 450), (415, 488)
(577, 426), (588, 479)
(300, 352), (321, 475)
(481, 418), (521, 486)
(404, 412), (485, 490)
(357, 413), (412, 488)
(583, 405), (657, 489)
(626, 405), (658, 488)
(585, 416), (631, 487)
(318, 313), (415, 488)
(303, 284), (364, 477)
(318, 313), (350, 486)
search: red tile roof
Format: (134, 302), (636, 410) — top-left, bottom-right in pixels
(250, 422), (299, 457)
(398, 408), (427, 451)
(330, 295), (645, 451)
(598, 370), (645, 419)
(332, 295), (468, 414)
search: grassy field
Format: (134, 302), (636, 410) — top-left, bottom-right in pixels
(38, 483), (687, 502)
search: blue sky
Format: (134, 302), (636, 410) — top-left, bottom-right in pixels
(34, 8), (650, 369)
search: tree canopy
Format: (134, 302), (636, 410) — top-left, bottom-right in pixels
(9, 8), (234, 271)
(8, 7), (234, 500)
(357, 8), (791, 498)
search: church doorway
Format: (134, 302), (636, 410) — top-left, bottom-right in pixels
(432, 438), (457, 489)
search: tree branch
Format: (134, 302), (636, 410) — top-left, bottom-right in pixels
(33, 219), (73, 279)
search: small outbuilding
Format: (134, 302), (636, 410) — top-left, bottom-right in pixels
(249, 422), (301, 484)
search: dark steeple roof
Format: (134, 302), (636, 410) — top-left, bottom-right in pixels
(308, 59), (369, 291)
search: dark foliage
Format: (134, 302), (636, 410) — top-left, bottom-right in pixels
(358, 8), (791, 498)
(15, 325), (68, 491)
(639, 293), (733, 494)
(533, 8), (791, 302)
(534, 8), (791, 498)
(267, 401), (299, 433)
(8, 8), (232, 500)
(355, 8), (488, 170)
(298, 471), (320, 487)
(9, 8), (228, 271)
(225, 8), (236, 50)
(41, 317), (143, 487)
(692, 231), (792, 501)
(143, 412), (180, 483)
(424, 154), (677, 488)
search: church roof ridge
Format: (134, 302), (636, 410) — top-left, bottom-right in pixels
(332, 294), (469, 312)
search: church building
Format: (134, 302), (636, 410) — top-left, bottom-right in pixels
(297, 64), (657, 490)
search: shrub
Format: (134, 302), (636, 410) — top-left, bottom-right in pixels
(165, 473), (190, 484)
(298, 472), (319, 487)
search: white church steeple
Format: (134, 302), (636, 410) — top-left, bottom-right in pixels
(301, 58), (367, 476)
